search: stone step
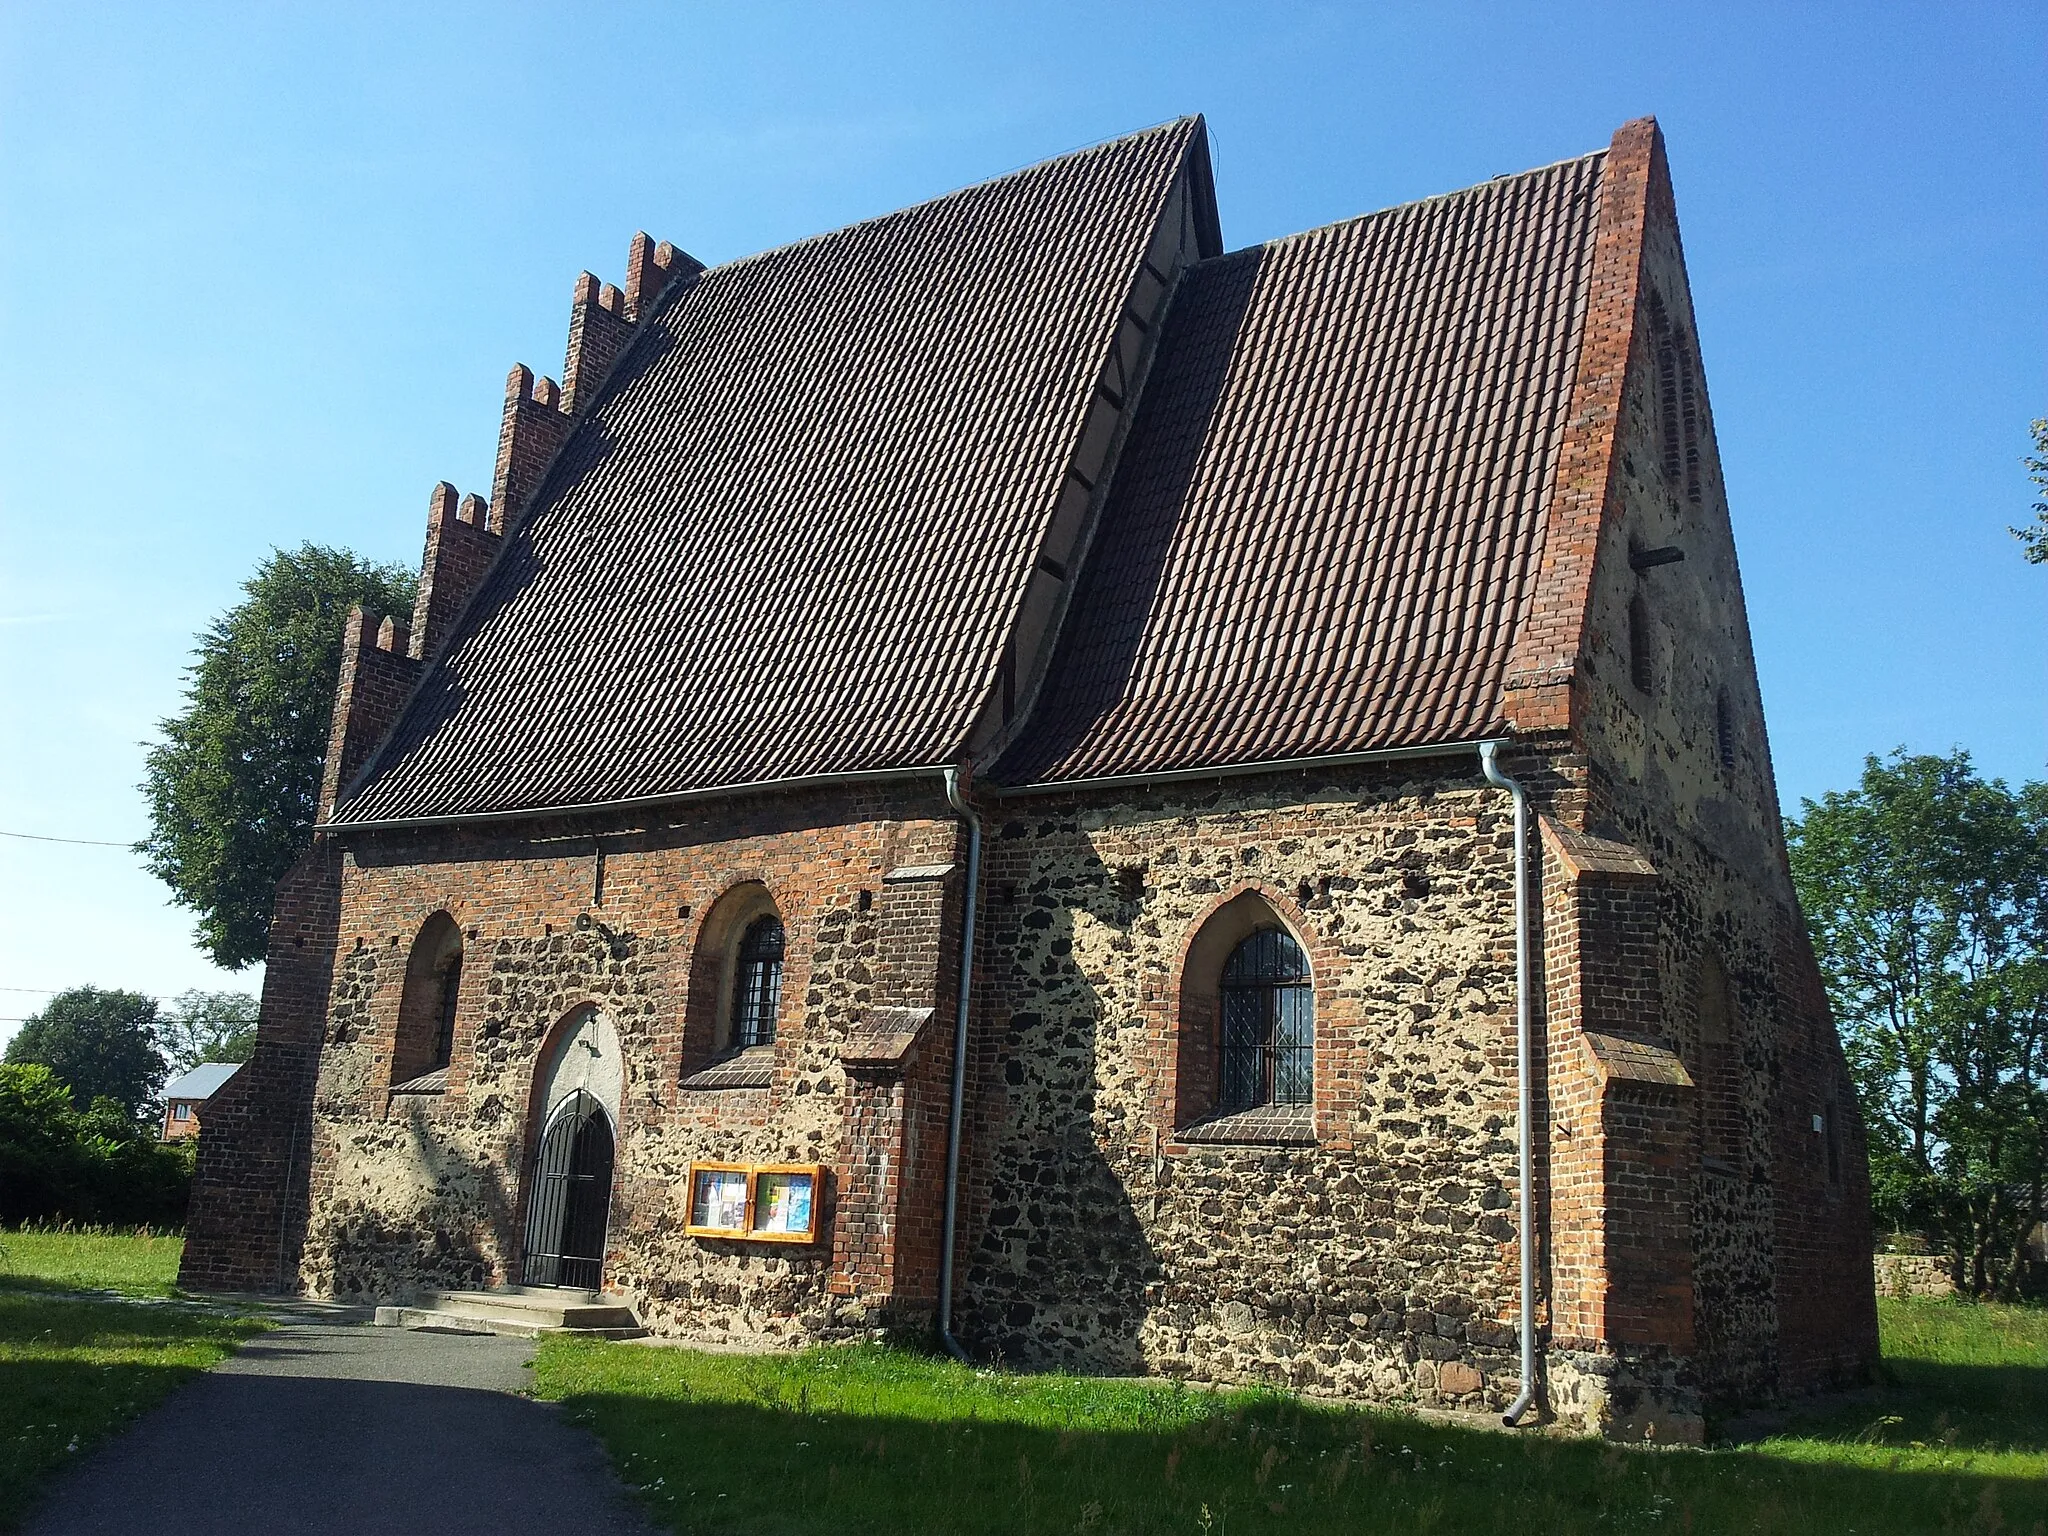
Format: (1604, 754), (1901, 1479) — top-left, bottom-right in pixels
(427, 1290), (638, 1329)
(373, 1304), (648, 1340)
(371, 1286), (647, 1341)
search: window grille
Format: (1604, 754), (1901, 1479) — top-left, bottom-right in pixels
(1219, 927), (1314, 1111)
(431, 953), (462, 1071)
(1715, 686), (1736, 776)
(732, 915), (785, 1048)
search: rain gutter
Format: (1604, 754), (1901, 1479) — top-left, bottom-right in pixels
(1479, 739), (1539, 1427)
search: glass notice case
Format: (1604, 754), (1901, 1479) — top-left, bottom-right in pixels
(685, 1163), (751, 1237)
(684, 1162), (823, 1243)
(748, 1166), (818, 1243)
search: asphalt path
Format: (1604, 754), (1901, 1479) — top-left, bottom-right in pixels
(23, 1309), (660, 1536)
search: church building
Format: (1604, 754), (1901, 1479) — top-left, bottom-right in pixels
(180, 115), (1878, 1440)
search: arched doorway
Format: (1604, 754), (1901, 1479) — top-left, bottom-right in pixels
(522, 1089), (615, 1289)
(520, 1005), (623, 1289)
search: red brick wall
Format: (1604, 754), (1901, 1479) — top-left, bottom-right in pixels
(179, 840), (343, 1292)
(1770, 906), (1878, 1390)
(184, 780), (972, 1340)
(407, 483), (500, 664)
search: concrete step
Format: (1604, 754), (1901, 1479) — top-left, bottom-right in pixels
(427, 1290), (640, 1329)
(372, 1286), (647, 1341)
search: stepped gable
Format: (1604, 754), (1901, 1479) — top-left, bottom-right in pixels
(993, 149), (1606, 787)
(332, 117), (1208, 825)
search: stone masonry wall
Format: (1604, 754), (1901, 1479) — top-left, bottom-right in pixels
(958, 761), (1531, 1416)
(274, 781), (965, 1347)
(1565, 147), (1878, 1402)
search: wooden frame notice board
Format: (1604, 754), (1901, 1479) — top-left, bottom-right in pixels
(685, 1161), (822, 1243)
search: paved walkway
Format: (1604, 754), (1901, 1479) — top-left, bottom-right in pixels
(24, 1309), (660, 1536)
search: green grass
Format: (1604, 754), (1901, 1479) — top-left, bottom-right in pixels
(1756, 1299), (2048, 1481)
(0, 1224), (187, 1297)
(0, 1229), (266, 1531)
(533, 1299), (2048, 1536)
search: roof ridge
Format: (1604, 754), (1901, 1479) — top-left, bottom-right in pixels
(1211, 146), (1606, 264)
(695, 116), (1203, 280)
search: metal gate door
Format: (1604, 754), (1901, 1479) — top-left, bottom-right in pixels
(521, 1089), (615, 1289)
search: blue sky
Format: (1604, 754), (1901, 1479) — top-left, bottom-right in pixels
(0, 2), (2041, 1046)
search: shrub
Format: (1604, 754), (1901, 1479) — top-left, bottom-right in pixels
(0, 1064), (192, 1228)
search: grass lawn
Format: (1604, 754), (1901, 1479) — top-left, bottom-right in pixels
(534, 1298), (2048, 1536)
(0, 1225), (186, 1298)
(0, 1229), (267, 1532)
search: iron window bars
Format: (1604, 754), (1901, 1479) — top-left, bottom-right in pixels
(732, 915), (785, 1047)
(430, 953), (463, 1071)
(1219, 927), (1314, 1111)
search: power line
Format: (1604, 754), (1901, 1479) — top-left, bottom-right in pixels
(0, 828), (135, 848)
(0, 986), (196, 999)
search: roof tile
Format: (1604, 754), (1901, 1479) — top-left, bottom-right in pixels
(335, 119), (1203, 824)
(993, 151), (1605, 785)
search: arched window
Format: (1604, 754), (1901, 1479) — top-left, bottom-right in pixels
(680, 883), (788, 1084)
(394, 912), (463, 1088)
(1220, 928), (1314, 1112)
(1628, 593), (1655, 694)
(731, 915), (785, 1049)
(1173, 891), (1318, 1137)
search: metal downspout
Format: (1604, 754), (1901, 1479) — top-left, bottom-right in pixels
(1480, 739), (1539, 1426)
(937, 766), (983, 1361)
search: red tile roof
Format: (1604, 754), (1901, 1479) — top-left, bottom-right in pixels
(992, 150), (1606, 787)
(332, 119), (1207, 825)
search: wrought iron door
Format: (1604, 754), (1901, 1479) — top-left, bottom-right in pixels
(521, 1089), (615, 1289)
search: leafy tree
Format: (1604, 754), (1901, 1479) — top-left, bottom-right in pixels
(2013, 417), (2048, 564)
(3, 987), (166, 1120)
(0, 1063), (192, 1227)
(1787, 750), (2048, 1297)
(158, 990), (260, 1072)
(138, 544), (414, 968)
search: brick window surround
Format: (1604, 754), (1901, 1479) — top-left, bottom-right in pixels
(680, 881), (787, 1078)
(392, 912), (463, 1088)
(1171, 888), (1317, 1133)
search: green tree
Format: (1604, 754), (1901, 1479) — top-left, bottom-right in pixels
(3, 987), (167, 1120)
(137, 544), (414, 968)
(2013, 417), (2048, 564)
(157, 990), (260, 1072)
(1787, 750), (2048, 1297)
(0, 1062), (192, 1227)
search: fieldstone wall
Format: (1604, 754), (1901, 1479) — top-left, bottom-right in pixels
(270, 781), (965, 1347)
(959, 762), (1533, 1416)
(1561, 159), (1878, 1402)
(1872, 1254), (1954, 1299)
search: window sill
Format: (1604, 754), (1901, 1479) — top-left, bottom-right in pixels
(390, 1068), (449, 1095)
(1175, 1105), (1317, 1147)
(681, 1046), (775, 1092)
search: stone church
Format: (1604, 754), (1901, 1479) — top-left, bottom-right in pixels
(181, 115), (1877, 1439)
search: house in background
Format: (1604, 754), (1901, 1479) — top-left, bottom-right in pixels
(161, 1062), (241, 1141)
(180, 114), (1879, 1440)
